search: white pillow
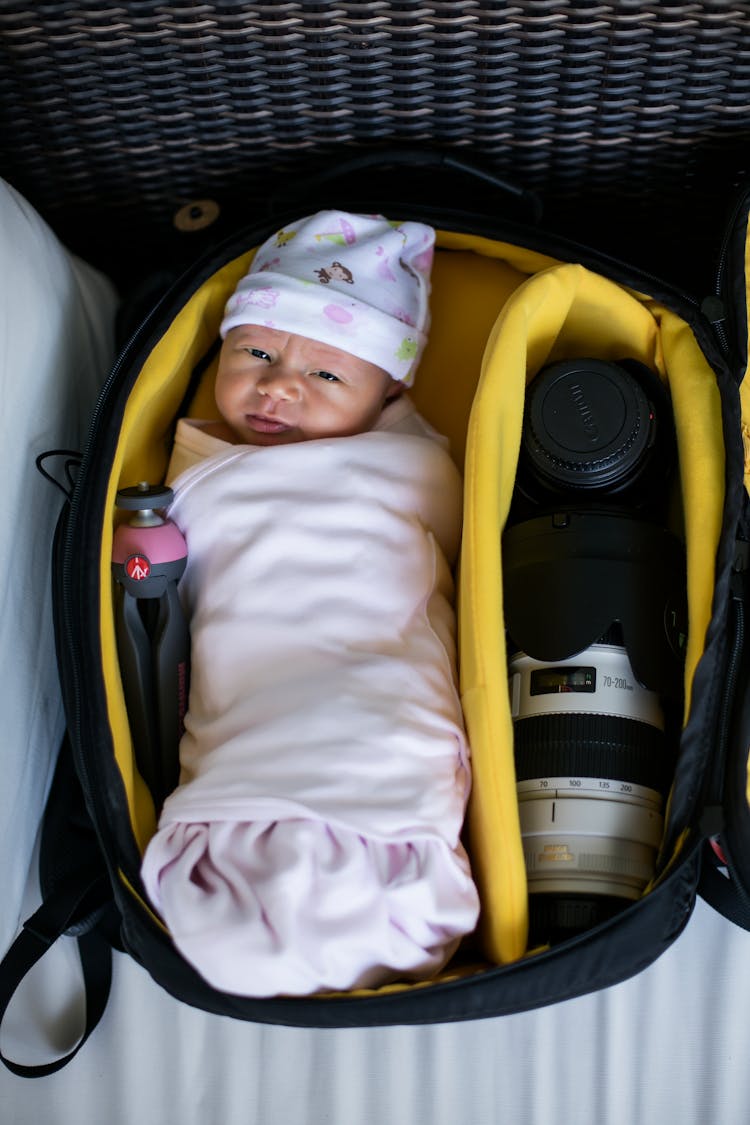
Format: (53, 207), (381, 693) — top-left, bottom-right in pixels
(0, 180), (117, 944)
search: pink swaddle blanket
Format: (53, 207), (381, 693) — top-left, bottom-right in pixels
(140, 430), (479, 996)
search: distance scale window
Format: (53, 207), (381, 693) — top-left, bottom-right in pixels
(529, 666), (596, 696)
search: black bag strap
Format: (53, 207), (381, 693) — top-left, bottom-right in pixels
(0, 738), (115, 1078)
(0, 869), (113, 1078)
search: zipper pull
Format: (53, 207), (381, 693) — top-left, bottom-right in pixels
(732, 536), (750, 597)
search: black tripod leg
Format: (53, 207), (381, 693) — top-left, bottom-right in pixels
(114, 585), (162, 802)
(153, 582), (190, 797)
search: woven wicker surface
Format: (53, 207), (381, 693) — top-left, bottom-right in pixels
(1, 2), (749, 286)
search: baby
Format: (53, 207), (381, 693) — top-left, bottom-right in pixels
(141, 210), (479, 997)
(164, 210), (448, 480)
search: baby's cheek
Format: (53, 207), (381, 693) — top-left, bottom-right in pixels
(214, 371), (243, 415)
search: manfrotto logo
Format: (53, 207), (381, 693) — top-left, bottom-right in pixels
(569, 382), (599, 442)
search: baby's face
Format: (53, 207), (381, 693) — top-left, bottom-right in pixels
(215, 326), (396, 445)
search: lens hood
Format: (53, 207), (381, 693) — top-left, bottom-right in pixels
(502, 510), (686, 702)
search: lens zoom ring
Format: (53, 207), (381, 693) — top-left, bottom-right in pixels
(514, 713), (673, 794)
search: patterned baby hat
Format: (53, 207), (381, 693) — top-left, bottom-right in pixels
(220, 209), (435, 387)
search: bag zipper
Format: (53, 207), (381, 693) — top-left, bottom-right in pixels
(707, 184), (750, 904)
(699, 538), (748, 841)
(706, 183), (750, 368)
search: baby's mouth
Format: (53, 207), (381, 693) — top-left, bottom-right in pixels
(245, 413), (292, 434)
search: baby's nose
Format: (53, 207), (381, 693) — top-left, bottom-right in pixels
(257, 365), (300, 400)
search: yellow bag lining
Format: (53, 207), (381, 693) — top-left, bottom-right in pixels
(100, 230), (725, 982)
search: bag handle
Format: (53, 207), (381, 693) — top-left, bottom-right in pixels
(0, 869), (112, 1078)
(268, 146), (544, 224)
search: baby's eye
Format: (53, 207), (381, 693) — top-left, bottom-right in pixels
(315, 370), (341, 383)
(246, 347), (271, 361)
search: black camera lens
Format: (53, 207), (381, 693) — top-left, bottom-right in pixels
(504, 357), (685, 947)
(516, 358), (672, 509)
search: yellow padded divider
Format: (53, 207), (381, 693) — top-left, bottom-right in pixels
(460, 264), (724, 965)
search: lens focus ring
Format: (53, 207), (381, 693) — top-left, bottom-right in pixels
(513, 712), (673, 795)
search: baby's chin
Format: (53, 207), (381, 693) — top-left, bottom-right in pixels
(242, 428), (305, 446)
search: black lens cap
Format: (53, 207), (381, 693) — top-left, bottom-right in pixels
(521, 359), (655, 497)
